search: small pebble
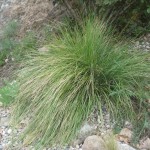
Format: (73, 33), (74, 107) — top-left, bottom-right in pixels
(106, 124), (110, 129)
(135, 41), (139, 46)
(7, 129), (12, 134)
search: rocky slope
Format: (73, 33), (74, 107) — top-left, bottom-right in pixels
(0, 0), (66, 36)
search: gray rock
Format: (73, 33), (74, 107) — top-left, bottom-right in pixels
(0, 145), (2, 150)
(7, 128), (12, 134)
(117, 142), (137, 150)
(82, 135), (105, 150)
(0, 117), (10, 126)
(75, 122), (97, 145)
(80, 123), (97, 136)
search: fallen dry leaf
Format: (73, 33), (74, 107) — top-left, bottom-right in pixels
(116, 134), (129, 144)
(116, 128), (133, 144)
(119, 128), (133, 141)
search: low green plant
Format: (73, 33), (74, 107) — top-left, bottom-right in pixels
(0, 22), (38, 65)
(132, 102), (150, 143)
(12, 18), (150, 148)
(12, 32), (37, 61)
(0, 20), (18, 65)
(2, 20), (18, 38)
(0, 80), (19, 106)
(0, 50), (8, 66)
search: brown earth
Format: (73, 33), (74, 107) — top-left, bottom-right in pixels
(1, 0), (68, 36)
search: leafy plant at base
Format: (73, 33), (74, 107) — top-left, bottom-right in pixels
(0, 80), (19, 106)
(12, 18), (150, 148)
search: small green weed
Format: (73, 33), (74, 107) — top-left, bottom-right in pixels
(0, 50), (8, 66)
(2, 20), (18, 38)
(0, 81), (19, 106)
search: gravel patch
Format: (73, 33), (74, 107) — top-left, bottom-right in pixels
(0, 106), (81, 149)
(134, 34), (150, 52)
(0, 106), (113, 150)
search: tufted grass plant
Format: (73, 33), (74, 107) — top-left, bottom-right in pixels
(12, 18), (150, 148)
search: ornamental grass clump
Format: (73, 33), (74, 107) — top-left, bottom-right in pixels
(12, 18), (150, 147)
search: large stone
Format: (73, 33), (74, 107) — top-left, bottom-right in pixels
(0, 117), (10, 126)
(117, 142), (137, 150)
(73, 122), (97, 145)
(82, 135), (105, 150)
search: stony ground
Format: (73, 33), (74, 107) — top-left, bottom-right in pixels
(134, 34), (150, 52)
(0, 105), (138, 150)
